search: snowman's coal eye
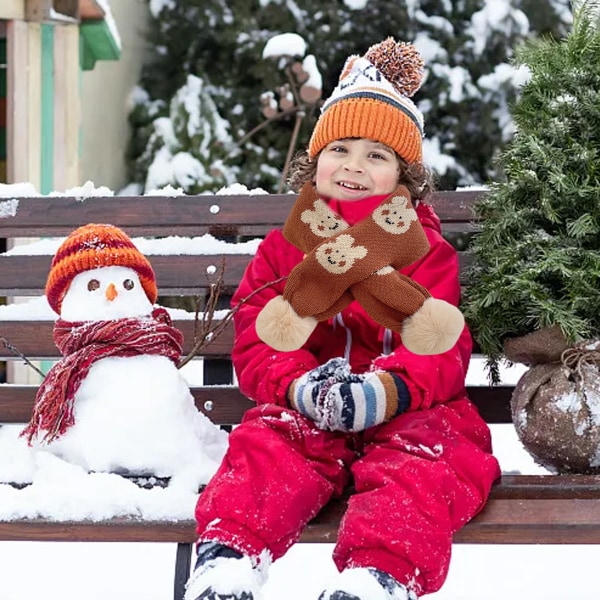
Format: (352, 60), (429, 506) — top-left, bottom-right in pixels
(123, 279), (135, 290)
(87, 279), (100, 291)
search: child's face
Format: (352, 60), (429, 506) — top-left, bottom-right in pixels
(314, 138), (400, 201)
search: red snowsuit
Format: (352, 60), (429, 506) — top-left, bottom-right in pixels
(193, 196), (501, 596)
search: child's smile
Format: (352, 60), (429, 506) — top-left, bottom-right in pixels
(315, 138), (400, 201)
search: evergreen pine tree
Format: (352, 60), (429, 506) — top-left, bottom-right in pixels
(127, 0), (570, 193)
(140, 74), (239, 194)
(462, 5), (600, 382)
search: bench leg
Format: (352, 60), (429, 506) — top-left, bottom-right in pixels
(173, 542), (193, 600)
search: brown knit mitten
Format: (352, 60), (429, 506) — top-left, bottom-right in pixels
(283, 190), (429, 319)
(353, 269), (464, 355)
(256, 183), (464, 355)
(256, 187), (431, 351)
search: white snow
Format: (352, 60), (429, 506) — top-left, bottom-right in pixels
(2, 232), (261, 257)
(470, 1), (529, 56)
(262, 33), (306, 59)
(0, 182), (39, 198)
(49, 180), (114, 198)
(149, 0), (176, 18)
(301, 54), (323, 93)
(0, 198), (18, 217)
(343, 0), (369, 10)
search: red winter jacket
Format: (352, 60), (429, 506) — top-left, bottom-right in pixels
(231, 196), (472, 411)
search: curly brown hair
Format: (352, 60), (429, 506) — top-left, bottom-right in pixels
(287, 146), (435, 201)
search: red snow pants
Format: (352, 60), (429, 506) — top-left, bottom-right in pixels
(193, 398), (500, 596)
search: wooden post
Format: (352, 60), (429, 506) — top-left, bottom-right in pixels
(6, 20), (30, 185)
(5, 21), (44, 385)
(40, 24), (54, 194)
(53, 23), (80, 190)
(26, 0), (80, 22)
(27, 22), (42, 187)
(25, 0), (51, 22)
(0, 1), (25, 20)
(54, 0), (80, 20)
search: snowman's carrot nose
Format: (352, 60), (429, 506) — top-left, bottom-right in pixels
(105, 283), (118, 301)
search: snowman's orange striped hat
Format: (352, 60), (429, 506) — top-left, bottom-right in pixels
(308, 38), (425, 164)
(45, 223), (157, 315)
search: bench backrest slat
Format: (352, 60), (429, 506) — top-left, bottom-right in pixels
(0, 253), (475, 296)
(0, 254), (257, 296)
(0, 383), (513, 425)
(0, 320), (235, 358)
(0, 191), (477, 236)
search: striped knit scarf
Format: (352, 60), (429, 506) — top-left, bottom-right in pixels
(21, 307), (183, 444)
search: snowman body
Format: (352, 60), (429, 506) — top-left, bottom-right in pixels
(38, 264), (227, 481)
(47, 353), (224, 476)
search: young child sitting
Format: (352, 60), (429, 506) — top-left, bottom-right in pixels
(184, 37), (501, 600)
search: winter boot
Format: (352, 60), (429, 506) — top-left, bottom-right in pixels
(317, 567), (417, 600)
(183, 541), (264, 600)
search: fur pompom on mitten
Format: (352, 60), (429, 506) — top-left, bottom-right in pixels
(321, 371), (410, 432)
(401, 297), (465, 355)
(255, 295), (318, 352)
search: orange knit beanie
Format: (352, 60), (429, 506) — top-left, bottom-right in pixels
(309, 37), (425, 164)
(45, 223), (158, 315)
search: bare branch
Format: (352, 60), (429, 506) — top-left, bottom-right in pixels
(178, 263), (286, 369)
(278, 109), (305, 193)
(0, 337), (46, 378)
(236, 106), (303, 148)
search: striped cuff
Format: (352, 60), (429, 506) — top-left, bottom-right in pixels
(339, 372), (410, 431)
(288, 377), (321, 421)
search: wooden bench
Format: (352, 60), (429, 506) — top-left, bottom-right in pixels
(1, 190), (599, 600)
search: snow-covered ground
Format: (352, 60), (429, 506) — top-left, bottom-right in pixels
(3, 367), (595, 599)
(1, 535), (599, 599)
(1, 424), (598, 599)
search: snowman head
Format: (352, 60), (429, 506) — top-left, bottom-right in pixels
(46, 223), (158, 318)
(59, 265), (155, 321)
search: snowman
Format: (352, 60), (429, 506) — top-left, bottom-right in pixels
(21, 223), (228, 489)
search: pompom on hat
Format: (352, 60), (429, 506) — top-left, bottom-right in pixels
(309, 37), (425, 164)
(45, 223), (158, 315)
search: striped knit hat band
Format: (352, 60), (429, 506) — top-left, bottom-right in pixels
(46, 223), (158, 315)
(308, 39), (425, 164)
